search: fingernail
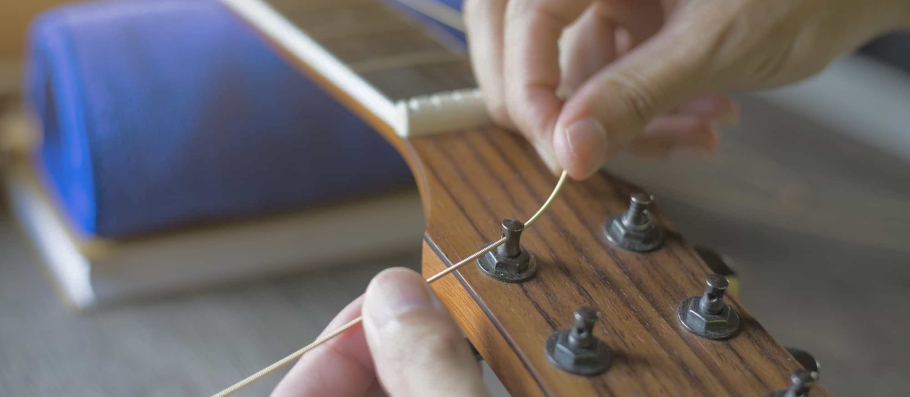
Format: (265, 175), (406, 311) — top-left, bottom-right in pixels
(564, 119), (609, 176)
(365, 268), (433, 327)
(533, 141), (563, 175)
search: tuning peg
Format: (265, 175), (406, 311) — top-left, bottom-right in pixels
(694, 247), (741, 299)
(465, 338), (483, 362)
(545, 307), (612, 376)
(786, 347), (820, 381)
(604, 193), (663, 252)
(677, 274), (741, 340)
(477, 218), (538, 282)
(766, 370), (817, 397)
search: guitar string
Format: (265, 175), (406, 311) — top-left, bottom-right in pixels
(211, 170), (568, 397)
(393, 0), (465, 32)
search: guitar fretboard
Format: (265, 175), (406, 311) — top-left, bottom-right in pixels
(263, 0), (476, 101)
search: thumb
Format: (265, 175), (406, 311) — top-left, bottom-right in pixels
(553, 25), (712, 179)
(362, 268), (491, 397)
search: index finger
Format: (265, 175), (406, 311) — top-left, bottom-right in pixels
(503, 0), (595, 167)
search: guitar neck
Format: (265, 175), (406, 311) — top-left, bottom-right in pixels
(221, 0), (488, 137)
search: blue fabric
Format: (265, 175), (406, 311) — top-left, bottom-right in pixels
(26, 0), (413, 238)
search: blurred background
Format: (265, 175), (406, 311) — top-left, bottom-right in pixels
(0, 1), (908, 396)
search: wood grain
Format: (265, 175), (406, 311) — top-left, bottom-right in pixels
(407, 129), (831, 396)
(422, 241), (547, 397)
(221, 2), (833, 395)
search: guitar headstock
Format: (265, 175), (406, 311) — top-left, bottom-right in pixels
(406, 127), (827, 397)
(218, 0), (830, 395)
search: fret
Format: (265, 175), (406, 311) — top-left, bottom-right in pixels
(277, 3), (417, 41)
(258, 0), (476, 105)
(320, 30), (445, 64)
(263, 0), (374, 13)
(363, 60), (475, 100)
(349, 51), (464, 74)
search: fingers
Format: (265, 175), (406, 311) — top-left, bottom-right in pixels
(601, 0), (665, 56)
(503, 0), (595, 172)
(362, 268), (490, 397)
(554, 22), (714, 179)
(559, 0), (666, 96)
(627, 114), (720, 158)
(483, 0), (726, 178)
(464, 0), (514, 129)
(557, 5), (617, 98)
(272, 296), (376, 397)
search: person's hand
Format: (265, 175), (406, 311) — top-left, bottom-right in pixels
(465, 0), (910, 179)
(271, 268), (491, 397)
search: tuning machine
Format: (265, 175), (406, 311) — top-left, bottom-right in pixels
(477, 218), (538, 282)
(766, 370), (818, 397)
(466, 338), (483, 362)
(545, 307), (612, 376)
(677, 274), (741, 340)
(604, 193), (663, 252)
(786, 347), (820, 381)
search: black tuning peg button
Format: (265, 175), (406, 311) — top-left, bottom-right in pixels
(545, 307), (612, 376)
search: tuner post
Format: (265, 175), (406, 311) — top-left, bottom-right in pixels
(546, 307), (612, 376)
(498, 218), (523, 258)
(785, 347), (820, 381)
(766, 370), (817, 397)
(677, 274), (741, 340)
(477, 218), (538, 282)
(698, 274), (729, 315)
(604, 193), (663, 252)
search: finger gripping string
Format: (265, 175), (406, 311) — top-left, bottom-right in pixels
(211, 171), (569, 397)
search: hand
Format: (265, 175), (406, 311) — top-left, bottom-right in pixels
(465, 0), (910, 179)
(271, 268), (491, 397)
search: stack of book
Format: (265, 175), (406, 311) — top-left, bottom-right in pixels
(1, 109), (424, 310)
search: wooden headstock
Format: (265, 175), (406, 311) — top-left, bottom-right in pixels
(219, 0), (831, 395)
(408, 127), (827, 396)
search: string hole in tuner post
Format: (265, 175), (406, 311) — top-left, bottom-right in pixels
(476, 218), (538, 283)
(604, 192), (663, 252)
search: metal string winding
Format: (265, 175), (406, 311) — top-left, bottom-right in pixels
(212, 170), (569, 397)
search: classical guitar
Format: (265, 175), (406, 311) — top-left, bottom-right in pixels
(214, 0), (829, 395)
